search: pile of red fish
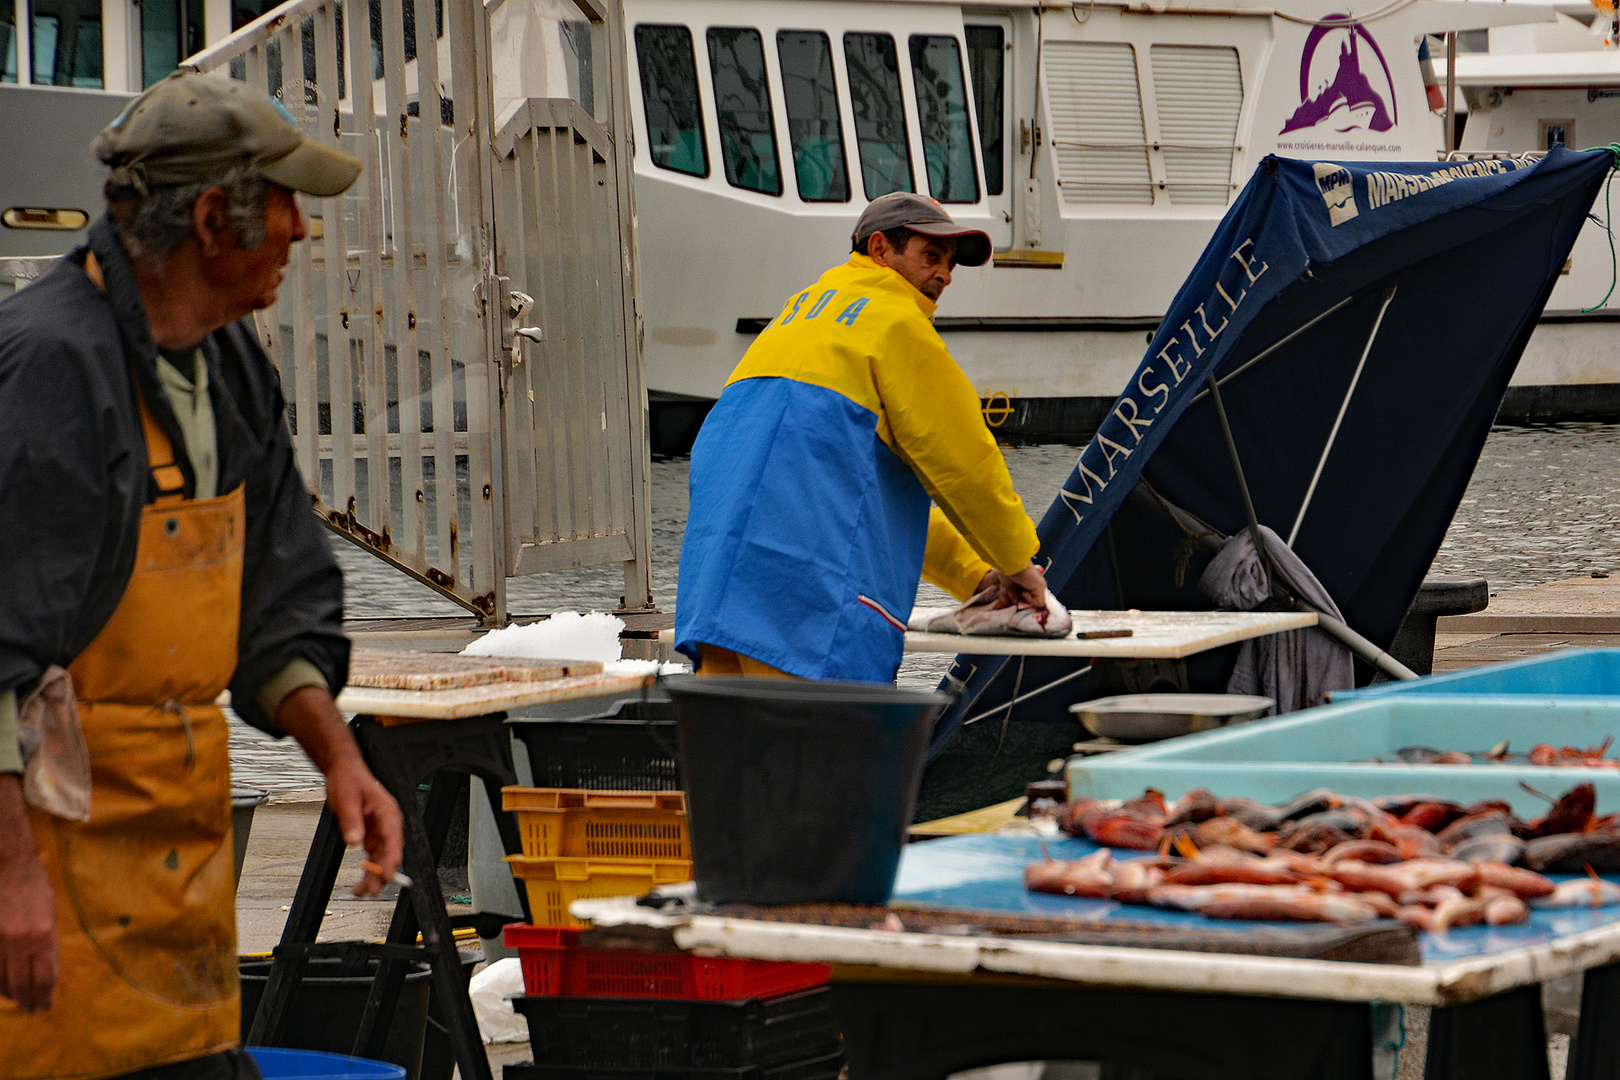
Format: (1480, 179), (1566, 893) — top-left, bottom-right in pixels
(1390, 736), (1620, 768)
(1529, 738), (1620, 768)
(1024, 784), (1620, 928)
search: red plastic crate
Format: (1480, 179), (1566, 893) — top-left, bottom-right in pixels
(504, 924), (829, 1000)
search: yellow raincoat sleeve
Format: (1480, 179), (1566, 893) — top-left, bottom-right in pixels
(872, 317), (1040, 583)
(923, 507), (993, 601)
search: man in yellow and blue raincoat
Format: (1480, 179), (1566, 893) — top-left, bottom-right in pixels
(676, 192), (1046, 682)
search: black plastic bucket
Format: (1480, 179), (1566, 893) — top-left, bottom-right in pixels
(231, 786), (269, 887)
(240, 954), (432, 1080)
(664, 675), (948, 905)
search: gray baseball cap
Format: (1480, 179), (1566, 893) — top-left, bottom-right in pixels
(98, 69), (362, 197)
(851, 191), (992, 267)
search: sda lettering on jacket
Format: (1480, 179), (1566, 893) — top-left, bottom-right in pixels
(1057, 238), (1269, 525)
(775, 288), (868, 328)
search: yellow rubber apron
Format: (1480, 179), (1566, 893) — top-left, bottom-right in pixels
(0, 388), (246, 1080)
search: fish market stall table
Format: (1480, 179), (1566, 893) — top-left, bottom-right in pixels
(244, 661), (657, 1080)
(901, 609), (1317, 658)
(658, 610), (1316, 666)
(578, 830), (1620, 1080)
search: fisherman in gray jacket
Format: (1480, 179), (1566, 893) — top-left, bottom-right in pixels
(0, 70), (402, 1080)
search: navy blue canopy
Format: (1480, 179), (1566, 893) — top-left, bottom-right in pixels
(935, 147), (1613, 746)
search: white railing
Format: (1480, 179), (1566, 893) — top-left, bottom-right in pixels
(187, 0), (651, 621)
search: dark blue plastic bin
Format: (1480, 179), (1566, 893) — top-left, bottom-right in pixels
(1329, 647), (1620, 702)
(247, 1048), (406, 1080)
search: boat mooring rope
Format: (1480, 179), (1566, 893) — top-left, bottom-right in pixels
(1580, 143), (1620, 314)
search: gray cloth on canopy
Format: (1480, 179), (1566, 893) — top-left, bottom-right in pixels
(1196, 525), (1353, 714)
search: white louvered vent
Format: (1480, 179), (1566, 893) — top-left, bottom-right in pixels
(1044, 41), (1151, 206)
(1151, 44), (1243, 206)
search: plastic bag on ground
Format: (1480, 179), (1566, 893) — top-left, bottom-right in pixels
(467, 957), (528, 1044)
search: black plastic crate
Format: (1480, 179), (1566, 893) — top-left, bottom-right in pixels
(509, 701), (683, 791)
(503, 1049), (844, 1080)
(511, 989), (839, 1070)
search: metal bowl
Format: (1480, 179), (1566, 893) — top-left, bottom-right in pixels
(1069, 693), (1275, 743)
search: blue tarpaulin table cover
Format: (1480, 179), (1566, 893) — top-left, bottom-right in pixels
(891, 832), (1620, 965)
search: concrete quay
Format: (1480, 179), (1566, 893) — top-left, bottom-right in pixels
(1435, 573), (1620, 668)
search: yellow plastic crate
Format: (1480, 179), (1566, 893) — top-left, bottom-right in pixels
(502, 787), (690, 860)
(506, 854), (693, 928)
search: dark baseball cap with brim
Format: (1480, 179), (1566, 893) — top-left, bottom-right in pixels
(852, 191), (992, 267)
(99, 68), (362, 197)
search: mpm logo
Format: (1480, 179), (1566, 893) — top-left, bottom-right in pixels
(1313, 163), (1358, 226)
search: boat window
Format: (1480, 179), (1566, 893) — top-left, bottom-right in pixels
(965, 25), (1004, 197)
(560, 19), (597, 118)
(138, 0), (200, 87)
(909, 35), (978, 203)
(1044, 41), (1151, 205)
(843, 32), (913, 199)
(30, 0), (100, 86)
(2, 4), (16, 82)
(777, 30), (849, 202)
(367, 0), (443, 67)
(635, 24), (708, 178)
(1151, 45), (1241, 205)
(1540, 119), (1574, 151)
(708, 27), (781, 196)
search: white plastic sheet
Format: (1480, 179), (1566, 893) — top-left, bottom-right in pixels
(467, 957), (529, 1044)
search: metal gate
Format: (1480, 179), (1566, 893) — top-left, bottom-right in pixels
(493, 92), (645, 588)
(186, 0), (650, 623)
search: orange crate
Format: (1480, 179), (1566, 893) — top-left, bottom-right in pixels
(506, 854), (693, 928)
(503, 787), (689, 861)
(503, 925), (831, 1000)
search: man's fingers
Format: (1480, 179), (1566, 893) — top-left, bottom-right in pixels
(30, 947), (56, 1012)
(350, 783), (404, 898)
(364, 787), (405, 873)
(327, 775), (366, 848)
(0, 953), (17, 1010)
(0, 938), (56, 1013)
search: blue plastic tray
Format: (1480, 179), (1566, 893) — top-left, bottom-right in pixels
(1067, 696), (1620, 816)
(247, 1048), (405, 1080)
(890, 833), (1620, 963)
(1331, 648), (1620, 702)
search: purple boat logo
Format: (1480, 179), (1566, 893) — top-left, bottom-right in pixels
(1281, 17), (1398, 135)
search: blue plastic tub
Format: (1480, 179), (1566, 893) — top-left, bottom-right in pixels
(247, 1048), (406, 1080)
(1067, 695), (1620, 815)
(1330, 647), (1620, 702)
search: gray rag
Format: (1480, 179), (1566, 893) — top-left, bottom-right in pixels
(1197, 526), (1353, 714)
(17, 665), (91, 820)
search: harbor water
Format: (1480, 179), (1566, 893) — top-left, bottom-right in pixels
(231, 421), (1620, 792)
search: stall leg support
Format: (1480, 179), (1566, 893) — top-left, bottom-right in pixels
(828, 981), (1374, 1080)
(1424, 985), (1549, 1080)
(246, 713), (526, 1080)
(1568, 960), (1620, 1080)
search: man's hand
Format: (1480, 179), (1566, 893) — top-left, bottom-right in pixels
(276, 687), (404, 898)
(0, 774), (58, 1012)
(976, 563), (1050, 610)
